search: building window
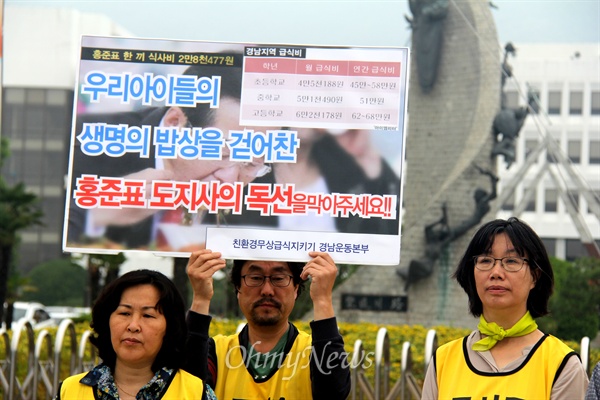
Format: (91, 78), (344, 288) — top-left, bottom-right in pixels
(548, 91), (562, 115)
(541, 238), (556, 258)
(569, 91), (583, 115)
(1, 87), (73, 272)
(591, 91), (600, 115)
(590, 141), (600, 164)
(501, 192), (514, 211)
(544, 189), (558, 212)
(565, 190), (580, 212)
(25, 89), (46, 139)
(546, 153), (557, 163)
(503, 91), (519, 109)
(525, 139), (538, 163)
(527, 87), (541, 114)
(565, 239), (586, 261)
(47, 89), (72, 139)
(588, 191), (600, 214)
(567, 140), (581, 163)
(525, 192), (536, 212)
(546, 149), (558, 164)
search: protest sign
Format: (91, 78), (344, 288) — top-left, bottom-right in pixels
(63, 35), (408, 265)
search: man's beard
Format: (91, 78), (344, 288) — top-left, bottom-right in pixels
(250, 298), (283, 326)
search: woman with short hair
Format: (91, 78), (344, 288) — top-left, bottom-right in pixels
(55, 269), (216, 400)
(422, 217), (589, 399)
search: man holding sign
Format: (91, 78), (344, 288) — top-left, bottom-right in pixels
(184, 249), (351, 399)
(64, 36), (407, 267)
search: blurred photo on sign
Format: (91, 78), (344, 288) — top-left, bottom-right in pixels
(63, 35), (409, 265)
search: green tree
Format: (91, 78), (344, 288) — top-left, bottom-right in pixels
(575, 257), (600, 331)
(539, 257), (600, 341)
(0, 137), (44, 324)
(21, 258), (87, 306)
(173, 257), (190, 308)
(85, 252), (127, 306)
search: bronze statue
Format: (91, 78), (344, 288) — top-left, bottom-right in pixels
(491, 107), (528, 168)
(492, 43), (532, 168)
(406, 0), (449, 93)
(397, 165), (498, 289)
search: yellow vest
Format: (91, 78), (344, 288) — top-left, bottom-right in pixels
(59, 369), (204, 400)
(213, 330), (313, 400)
(436, 334), (577, 400)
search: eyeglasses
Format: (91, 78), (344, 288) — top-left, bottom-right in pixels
(242, 274), (294, 287)
(473, 255), (529, 272)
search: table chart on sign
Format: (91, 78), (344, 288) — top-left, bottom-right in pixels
(239, 46), (406, 131)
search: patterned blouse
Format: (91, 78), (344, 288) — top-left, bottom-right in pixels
(587, 361), (600, 400)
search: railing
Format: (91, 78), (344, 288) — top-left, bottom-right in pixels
(0, 319), (97, 400)
(581, 336), (590, 375)
(350, 327), (425, 400)
(350, 339), (371, 400)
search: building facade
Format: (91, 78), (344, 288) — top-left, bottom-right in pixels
(2, 6), (130, 273)
(497, 43), (600, 260)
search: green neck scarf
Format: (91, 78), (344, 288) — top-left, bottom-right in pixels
(472, 311), (538, 352)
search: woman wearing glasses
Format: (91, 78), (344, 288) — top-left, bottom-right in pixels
(421, 217), (589, 399)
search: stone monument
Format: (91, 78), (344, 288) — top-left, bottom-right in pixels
(332, 1), (501, 328)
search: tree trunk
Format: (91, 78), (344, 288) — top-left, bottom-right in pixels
(0, 244), (12, 326)
(173, 258), (189, 307)
(5, 302), (14, 329)
(226, 283), (241, 319)
(105, 265), (119, 287)
(87, 259), (101, 306)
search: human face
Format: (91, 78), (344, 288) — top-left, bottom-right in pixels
(474, 233), (536, 319)
(165, 98), (269, 185)
(110, 284), (167, 369)
(238, 261), (298, 327)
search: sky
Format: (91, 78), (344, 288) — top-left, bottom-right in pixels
(7, 0), (600, 48)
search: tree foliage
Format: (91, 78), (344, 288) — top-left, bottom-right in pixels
(0, 137), (44, 324)
(85, 252), (127, 306)
(538, 256), (600, 341)
(22, 258), (87, 306)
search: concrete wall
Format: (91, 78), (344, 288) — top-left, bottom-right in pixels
(4, 6), (131, 88)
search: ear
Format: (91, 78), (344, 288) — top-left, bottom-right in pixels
(163, 107), (187, 127)
(294, 285), (299, 300)
(530, 267), (540, 290)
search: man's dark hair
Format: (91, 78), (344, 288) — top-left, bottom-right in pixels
(181, 53), (244, 128)
(230, 259), (306, 298)
(89, 269), (188, 372)
(453, 217), (554, 318)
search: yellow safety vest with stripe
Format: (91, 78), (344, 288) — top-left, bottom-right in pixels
(436, 334), (578, 400)
(213, 330), (313, 400)
(58, 369), (204, 400)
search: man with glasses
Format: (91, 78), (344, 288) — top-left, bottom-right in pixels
(67, 58), (273, 251)
(184, 249), (351, 399)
